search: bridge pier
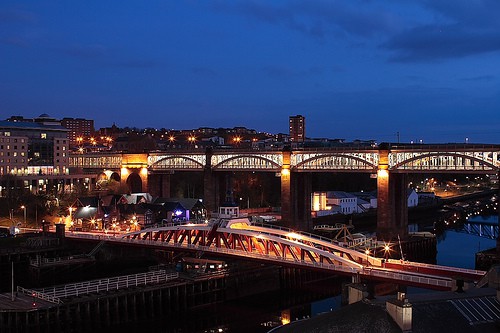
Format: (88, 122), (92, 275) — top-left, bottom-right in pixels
(377, 147), (408, 241)
(281, 148), (292, 227)
(290, 172), (312, 231)
(203, 169), (217, 217)
(149, 173), (171, 198)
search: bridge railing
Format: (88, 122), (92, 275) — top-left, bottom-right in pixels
(35, 270), (179, 300)
(365, 268), (452, 289)
(249, 222), (337, 244)
(388, 143), (500, 151)
(386, 259), (485, 277)
(29, 254), (91, 267)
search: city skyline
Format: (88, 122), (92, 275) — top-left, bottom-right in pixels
(1, 1), (500, 143)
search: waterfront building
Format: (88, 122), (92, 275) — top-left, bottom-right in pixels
(0, 115), (95, 196)
(311, 189), (418, 215)
(407, 188), (419, 207)
(327, 191), (359, 214)
(0, 115), (69, 176)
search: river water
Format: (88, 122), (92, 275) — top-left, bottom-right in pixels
(436, 215), (497, 268)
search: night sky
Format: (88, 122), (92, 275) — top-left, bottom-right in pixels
(1, 1), (499, 143)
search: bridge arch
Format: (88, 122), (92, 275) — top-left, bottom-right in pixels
(294, 153), (377, 171)
(150, 156), (205, 170)
(96, 170), (122, 190)
(109, 172), (120, 182)
(126, 172), (143, 193)
(391, 152), (499, 172)
(212, 155), (281, 171)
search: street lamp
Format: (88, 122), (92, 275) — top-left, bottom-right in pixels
(384, 244), (390, 257)
(365, 248), (370, 265)
(383, 244), (391, 265)
(68, 207), (74, 221)
(20, 205), (26, 225)
(188, 135), (196, 147)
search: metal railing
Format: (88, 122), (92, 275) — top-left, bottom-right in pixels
(30, 254), (91, 267)
(386, 259), (486, 277)
(366, 268), (452, 289)
(17, 286), (62, 304)
(35, 270), (179, 299)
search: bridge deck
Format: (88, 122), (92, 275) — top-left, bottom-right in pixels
(66, 222), (486, 291)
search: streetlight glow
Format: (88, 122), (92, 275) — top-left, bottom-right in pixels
(20, 205), (26, 225)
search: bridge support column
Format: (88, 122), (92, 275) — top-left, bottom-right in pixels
(203, 147), (217, 217)
(121, 154), (149, 193)
(148, 174), (161, 198)
(291, 173), (312, 231)
(161, 174), (171, 198)
(148, 174), (170, 198)
(203, 169), (217, 217)
(377, 148), (408, 241)
(281, 148), (292, 228)
(140, 169), (148, 193)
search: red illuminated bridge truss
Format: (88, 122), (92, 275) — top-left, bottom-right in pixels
(71, 222), (486, 291)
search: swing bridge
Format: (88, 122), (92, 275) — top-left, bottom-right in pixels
(67, 219), (486, 291)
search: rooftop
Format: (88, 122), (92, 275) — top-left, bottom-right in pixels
(276, 287), (500, 333)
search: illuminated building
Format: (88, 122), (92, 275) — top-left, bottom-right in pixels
(61, 117), (95, 147)
(289, 115), (305, 143)
(0, 114), (69, 176)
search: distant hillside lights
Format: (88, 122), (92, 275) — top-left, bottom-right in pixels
(74, 135), (113, 152)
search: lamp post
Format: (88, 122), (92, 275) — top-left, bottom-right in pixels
(20, 205), (26, 225)
(365, 248), (370, 265)
(68, 207), (74, 222)
(383, 244), (391, 268)
(132, 215), (138, 231)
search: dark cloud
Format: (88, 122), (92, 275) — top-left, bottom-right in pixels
(56, 44), (160, 70)
(418, 0), (500, 29)
(211, 0), (401, 39)
(0, 9), (37, 48)
(383, 24), (500, 62)
(381, 1), (500, 62)
(0, 9), (36, 24)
